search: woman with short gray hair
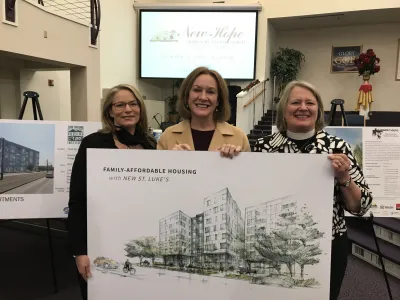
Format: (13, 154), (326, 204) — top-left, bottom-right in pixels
(252, 80), (373, 300)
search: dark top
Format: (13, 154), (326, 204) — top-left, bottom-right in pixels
(191, 129), (215, 151)
(67, 131), (155, 256)
(288, 136), (316, 153)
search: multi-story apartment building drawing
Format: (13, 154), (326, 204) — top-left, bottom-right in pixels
(203, 188), (244, 269)
(158, 189), (301, 272)
(244, 195), (297, 268)
(190, 213), (204, 266)
(159, 210), (192, 266)
(0, 138), (39, 173)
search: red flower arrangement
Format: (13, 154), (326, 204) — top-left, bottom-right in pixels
(354, 49), (381, 76)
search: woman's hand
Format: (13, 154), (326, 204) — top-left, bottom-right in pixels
(217, 144), (242, 159)
(172, 144), (191, 151)
(328, 154), (351, 183)
(75, 255), (92, 281)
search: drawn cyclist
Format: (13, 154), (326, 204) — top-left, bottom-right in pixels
(124, 259), (131, 270)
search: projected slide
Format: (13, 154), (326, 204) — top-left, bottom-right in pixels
(140, 11), (258, 80)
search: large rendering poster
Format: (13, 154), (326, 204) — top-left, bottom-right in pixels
(272, 125), (400, 217)
(0, 120), (101, 219)
(87, 150), (334, 300)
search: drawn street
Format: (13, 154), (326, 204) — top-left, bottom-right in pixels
(92, 264), (307, 299)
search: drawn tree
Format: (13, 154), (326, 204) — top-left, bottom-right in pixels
(295, 206), (324, 279)
(353, 144), (363, 169)
(124, 236), (159, 266)
(254, 206), (324, 279)
(254, 229), (284, 274)
(234, 229), (253, 269)
(124, 240), (144, 265)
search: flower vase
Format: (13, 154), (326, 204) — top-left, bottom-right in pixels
(356, 73), (373, 119)
(362, 73), (370, 83)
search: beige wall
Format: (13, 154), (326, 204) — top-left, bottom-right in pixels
(0, 0), (100, 121)
(265, 0), (400, 18)
(0, 68), (20, 118)
(276, 23), (400, 111)
(20, 70), (71, 121)
(145, 99), (166, 129)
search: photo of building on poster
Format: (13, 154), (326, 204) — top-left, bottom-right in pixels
(325, 127), (363, 169)
(92, 188), (326, 292)
(0, 122), (55, 195)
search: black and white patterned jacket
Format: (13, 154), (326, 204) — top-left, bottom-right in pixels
(252, 129), (373, 240)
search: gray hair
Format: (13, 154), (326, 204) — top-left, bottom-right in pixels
(275, 80), (325, 132)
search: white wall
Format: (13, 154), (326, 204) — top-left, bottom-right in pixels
(145, 99), (166, 129)
(1, 0), (100, 121)
(20, 70), (71, 120)
(0, 68), (20, 119)
(276, 23), (400, 111)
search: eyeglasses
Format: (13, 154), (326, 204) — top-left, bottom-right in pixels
(112, 101), (140, 111)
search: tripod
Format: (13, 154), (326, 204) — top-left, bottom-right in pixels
(15, 91), (58, 293)
(328, 99), (348, 126)
(368, 212), (393, 300)
(18, 91), (44, 121)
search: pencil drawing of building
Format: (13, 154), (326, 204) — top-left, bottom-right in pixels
(158, 189), (303, 273)
(203, 188), (244, 269)
(245, 195), (297, 269)
(159, 210), (192, 266)
(190, 213), (204, 266)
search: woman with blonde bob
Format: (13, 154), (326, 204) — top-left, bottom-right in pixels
(67, 84), (156, 300)
(252, 80), (372, 300)
(157, 66), (250, 157)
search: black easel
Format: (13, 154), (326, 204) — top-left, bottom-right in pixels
(17, 91), (59, 294)
(328, 99), (348, 126)
(368, 212), (393, 300)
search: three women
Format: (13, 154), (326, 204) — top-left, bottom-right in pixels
(69, 69), (372, 300)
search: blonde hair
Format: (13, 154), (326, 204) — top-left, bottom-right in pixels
(276, 80), (325, 132)
(100, 84), (155, 146)
(177, 66), (231, 122)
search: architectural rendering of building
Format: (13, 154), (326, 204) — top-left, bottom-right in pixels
(159, 210), (192, 265)
(158, 189), (302, 271)
(0, 138), (39, 173)
(203, 188), (244, 269)
(244, 195), (297, 268)
(190, 213), (204, 266)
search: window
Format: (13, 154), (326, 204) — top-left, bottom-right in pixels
(207, 200), (211, 206)
(388, 231), (393, 240)
(355, 245), (364, 257)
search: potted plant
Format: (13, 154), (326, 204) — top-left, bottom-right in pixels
(166, 79), (183, 123)
(270, 48), (305, 104)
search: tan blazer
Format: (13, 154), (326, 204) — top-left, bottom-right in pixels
(157, 120), (250, 152)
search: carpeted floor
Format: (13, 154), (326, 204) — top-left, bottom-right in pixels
(0, 219), (399, 300)
(0, 220), (81, 300)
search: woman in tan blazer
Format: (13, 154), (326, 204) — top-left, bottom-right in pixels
(157, 66), (250, 158)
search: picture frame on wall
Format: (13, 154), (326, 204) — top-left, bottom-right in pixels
(331, 45), (362, 73)
(396, 38), (400, 81)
